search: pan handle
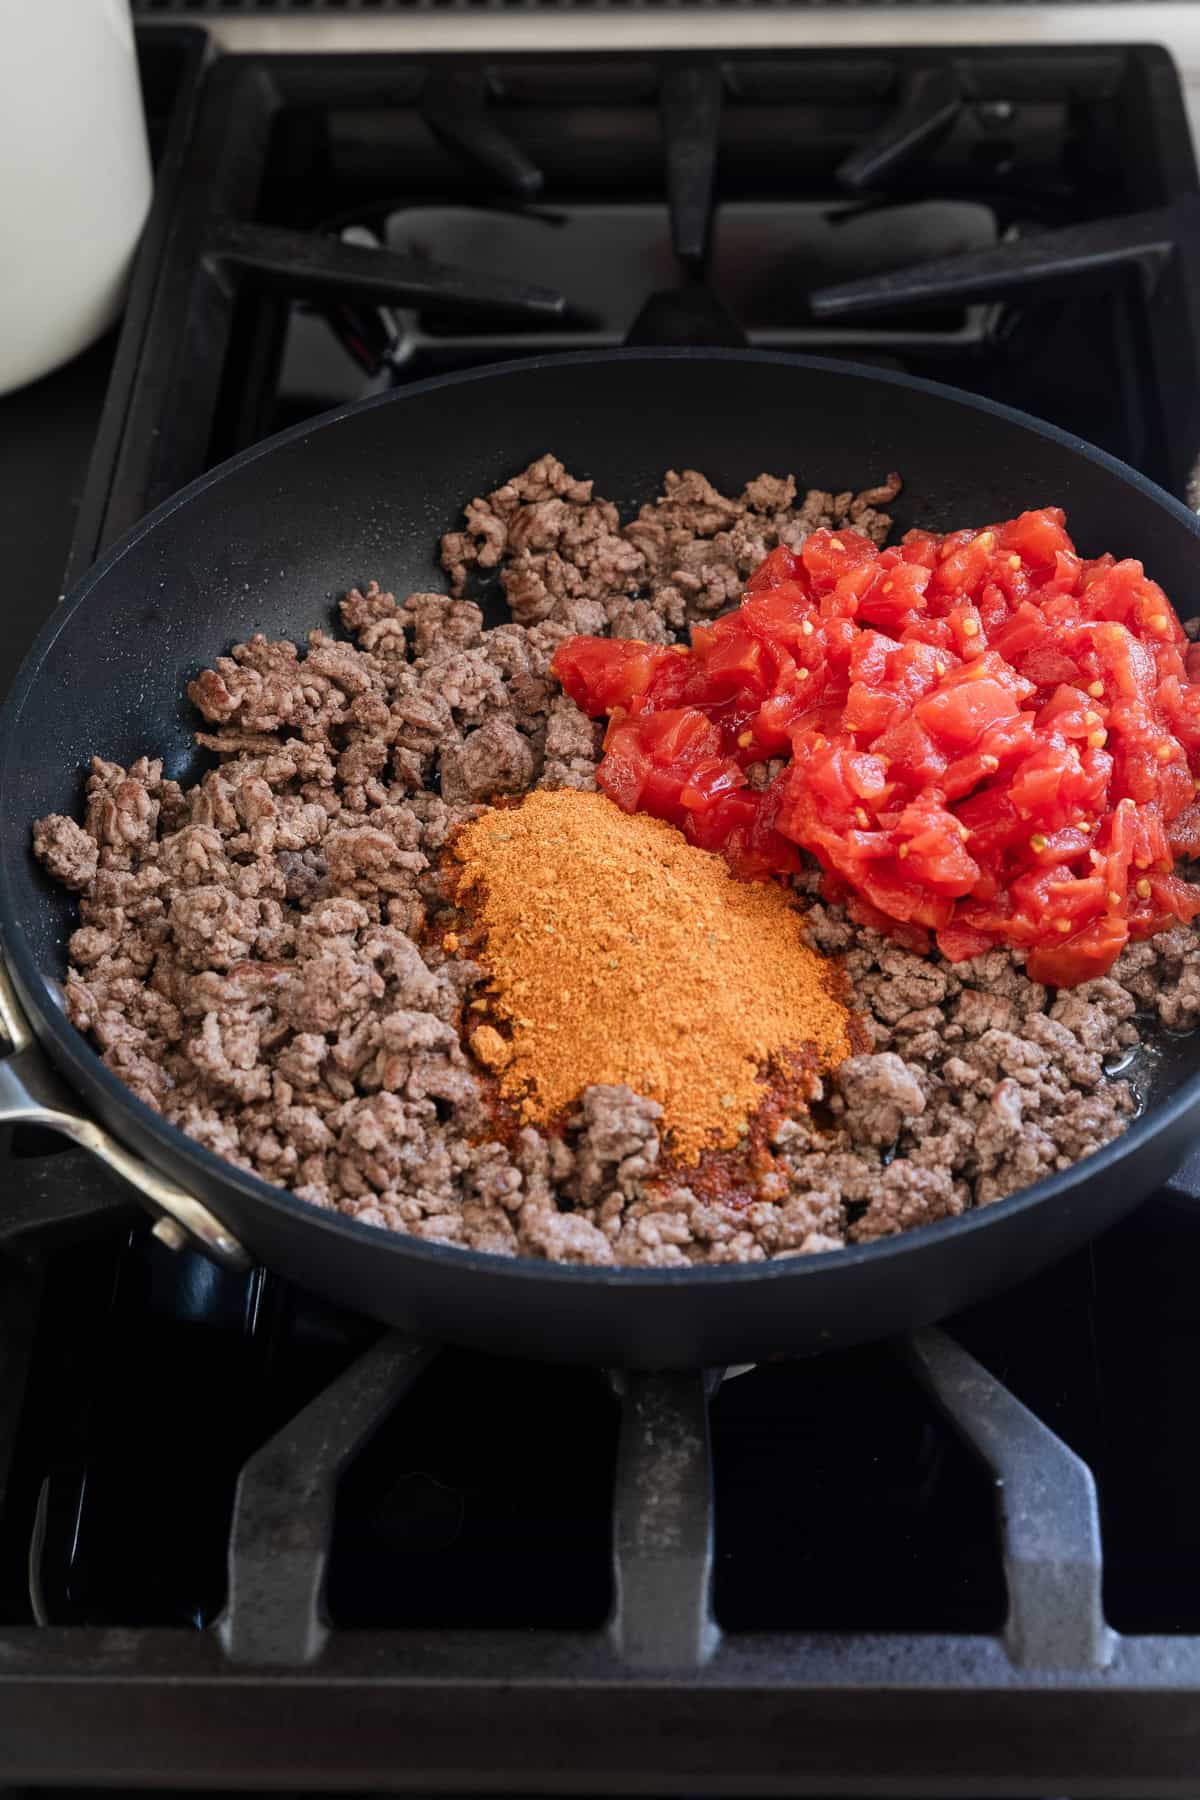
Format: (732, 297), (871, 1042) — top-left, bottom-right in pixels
(0, 960), (252, 1271)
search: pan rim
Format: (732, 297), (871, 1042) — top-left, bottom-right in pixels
(5, 344), (1200, 1292)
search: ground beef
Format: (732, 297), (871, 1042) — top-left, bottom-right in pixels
(439, 716), (535, 806)
(32, 813), (98, 891)
(832, 1053), (926, 1147)
(32, 457), (1196, 1266)
(827, 927), (1140, 1222)
(440, 454), (901, 632)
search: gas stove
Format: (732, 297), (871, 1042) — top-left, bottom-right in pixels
(6, 17), (1200, 1795)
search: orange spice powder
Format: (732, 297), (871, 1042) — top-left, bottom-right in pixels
(451, 788), (851, 1164)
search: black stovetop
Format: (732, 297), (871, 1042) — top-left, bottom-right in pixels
(6, 23), (1200, 1797)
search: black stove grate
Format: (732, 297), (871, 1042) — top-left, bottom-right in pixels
(66, 35), (1200, 581)
(6, 1174), (1200, 1791)
(8, 25), (1200, 1795)
(8, 1164), (1200, 1791)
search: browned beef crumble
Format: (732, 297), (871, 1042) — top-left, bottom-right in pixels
(32, 457), (1188, 1266)
(440, 453), (902, 638)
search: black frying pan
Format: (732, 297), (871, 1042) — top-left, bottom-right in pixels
(2, 350), (1199, 1368)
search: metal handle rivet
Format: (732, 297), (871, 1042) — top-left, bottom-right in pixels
(151, 1215), (190, 1253)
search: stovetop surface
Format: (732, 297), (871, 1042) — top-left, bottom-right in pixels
(6, 20), (1200, 1797)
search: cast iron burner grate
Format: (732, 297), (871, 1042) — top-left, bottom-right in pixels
(8, 23), (1200, 1795)
(8, 1161), (1200, 1790)
(64, 33), (1200, 582)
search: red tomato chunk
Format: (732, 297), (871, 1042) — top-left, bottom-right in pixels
(550, 510), (1200, 987)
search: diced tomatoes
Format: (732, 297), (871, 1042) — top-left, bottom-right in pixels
(553, 637), (681, 715)
(549, 513), (1200, 986)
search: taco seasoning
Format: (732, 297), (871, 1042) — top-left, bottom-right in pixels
(451, 788), (850, 1163)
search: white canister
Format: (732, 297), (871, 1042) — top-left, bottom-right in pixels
(0, 0), (153, 396)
